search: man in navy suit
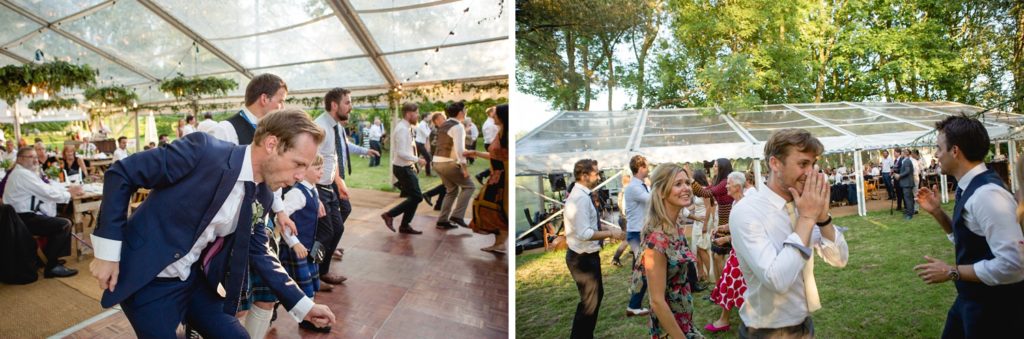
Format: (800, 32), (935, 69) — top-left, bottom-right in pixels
(89, 109), (336, 338)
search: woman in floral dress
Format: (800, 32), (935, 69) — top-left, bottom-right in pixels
(632, 163), (703, 339)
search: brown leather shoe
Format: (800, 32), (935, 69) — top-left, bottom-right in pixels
(399, 225), (423, 234)
(321, 273), (348, 285)
(381, 213), (396, 232)
(318, 281), (335, 292)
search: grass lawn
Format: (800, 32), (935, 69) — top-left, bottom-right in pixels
(516, 203), (959, 338)
(341, 145), (492, 192)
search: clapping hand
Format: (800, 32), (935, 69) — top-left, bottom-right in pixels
(916, 185), (940, 214)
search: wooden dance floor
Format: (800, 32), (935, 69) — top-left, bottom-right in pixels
(61, 188), (508, 339)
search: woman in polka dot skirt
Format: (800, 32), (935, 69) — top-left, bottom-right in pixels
(706, 172), (750, 333)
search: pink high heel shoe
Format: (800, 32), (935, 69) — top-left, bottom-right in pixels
(704, 322), (731, 333)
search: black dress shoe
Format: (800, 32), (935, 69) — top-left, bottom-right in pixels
(433, 204), (442, 211)
(451, 219), (469, 228)
(44, 265), (78, 278)
(399, 226), (423, 234)
(299, 320), (332, 333)
(436, 221), (457, 229)
(423, 194), (434, 207)
(475, 173), (487, 185)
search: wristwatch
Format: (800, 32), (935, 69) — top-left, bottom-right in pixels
(948, 266), (960, 281)
(815, 213), (832, 227)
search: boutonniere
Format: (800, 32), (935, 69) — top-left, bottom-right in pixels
(251, 200), (266, 230)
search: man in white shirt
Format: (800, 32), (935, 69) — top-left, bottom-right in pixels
(731, 128), (848, 337)
(197, 112), (218, 134)
(622, 155), (651, 317)
(564, 158), (625, 338)
(914, 115), (1024, 338)
(3, 148), (83, 278)
(313, 88), (378, 288)
(113, 136), (130, 161)
(880, 150), (895, 200)
(432, 101), (476, 229)
(381, 103), (427, 235)
(464, 117), (479, 165)
(415, 113), (433, 176)
(475, 106), (498, 184)
(367, 118), (384, 167)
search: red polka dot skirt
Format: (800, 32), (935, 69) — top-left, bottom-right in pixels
(710, 248), (746, 311)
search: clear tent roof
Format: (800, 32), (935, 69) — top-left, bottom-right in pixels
(516, 101), (1024, 175)
(0, 0), (510, 104)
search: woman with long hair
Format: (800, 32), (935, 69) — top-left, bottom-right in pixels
(632, 163), (703, 338)
(689, 169), (714, 285)
(465, 104), (509, 253)
(690, 158), (734, 286)
(706, 172), (749, 333)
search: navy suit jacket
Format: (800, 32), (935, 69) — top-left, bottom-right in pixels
(898, 156), (915, 188)
(95, 132), (305, 314)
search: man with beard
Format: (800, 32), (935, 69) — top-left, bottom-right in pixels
(914, 115), (1024, 338)
(313, 88), (379, 290)
(731, 128), (849, 337)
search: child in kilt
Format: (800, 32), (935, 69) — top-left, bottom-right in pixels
(241, 155), (328, 336)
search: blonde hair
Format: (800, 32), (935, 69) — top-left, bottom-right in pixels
(253, 108), (325, 153)
(641, 163), (688, 239)
(311, 153), (324, 167)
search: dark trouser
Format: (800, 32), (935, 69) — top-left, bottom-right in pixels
(566, 250), (603, 339)
(121, 265), (247, 338)
(19, 213), (71, 270)
(625, 231), (647, 309)
(739, 316), (814, 339)
(387, 165), (423, 227)
(902, 186), (915, 217)
(943, 295), (1024, 338)
(424, 184), (446, 203)
(416, 142), (432, 175)
(316, 183), (351, 276)
(882, 172), (894, 199)
(477, 143), (491, 179)
(467, 140), (477, 165)
(369, 140), (382, 166)
(895, 179), (905, 209)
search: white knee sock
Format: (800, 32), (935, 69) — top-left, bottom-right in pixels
(244, 305), (274, 339)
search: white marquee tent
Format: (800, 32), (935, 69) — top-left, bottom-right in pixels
(516, 101), (1024, 217)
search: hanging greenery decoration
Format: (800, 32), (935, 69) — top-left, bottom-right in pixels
(159, 74), (238, 116)
(84, 86), (138, 108)
(27, 98), (79, 112)
(0, 61), (97, 105)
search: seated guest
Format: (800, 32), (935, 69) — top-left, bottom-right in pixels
(3, 139), (17, 162)
(61, 145), (89, 179)
(113, 136), (130, 161)
(34, 142), (58, 169)
(3, 148), (83, 278)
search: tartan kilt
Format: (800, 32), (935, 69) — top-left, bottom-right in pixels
(278, 241), (319, 298)
(240, 225), (280, 311)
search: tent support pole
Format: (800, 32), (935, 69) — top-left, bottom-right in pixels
(855, 150), (866, 216)
(754, 160), (764, 190)
(134, 110), (140, 152)
(1011, 140), (1018, 193)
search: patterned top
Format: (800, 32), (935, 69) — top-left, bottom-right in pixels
(633, 227), (701, 338)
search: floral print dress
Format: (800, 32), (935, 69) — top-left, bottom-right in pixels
(632, 228), (702, 339)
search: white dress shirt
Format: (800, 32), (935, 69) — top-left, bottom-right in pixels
(391, 120), (419, 167)
(432, 119), (467, 164)
(948, 163), (1024, 286)
(368, 124), (384, 141)
(90, 146), (314, 321)
(482, 117), (498, 145)
(2, 164), (70, 217)
(623, 177), (650, 233)
(281, 181), (318, 248)
(182, 125), (196, 136)
(314, 113), (371, 186)
(468, 123), (479, 142)
(197, 119), (218, 134)
(113, 148), (130, 161)
(415, 120), (431, 144)
(731, 187), (849, 329)
(881, 155), (894, 173)
(565, 184), (602, 254)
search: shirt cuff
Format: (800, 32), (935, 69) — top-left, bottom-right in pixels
(90, 234), (122, 262)
(284, 233), (300, 248)
(946, 233), (955, 243)
(272, 195), (285, 213)
(287, 296), (314, 322)
(783, 233), (812, 259)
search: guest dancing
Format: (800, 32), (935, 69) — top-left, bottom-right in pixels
(706, 171), (749, 333)
(465, 104), (509, 253)
(690, 158), (735, 286)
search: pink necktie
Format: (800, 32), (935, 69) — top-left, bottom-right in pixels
(201, 236), (225, 273)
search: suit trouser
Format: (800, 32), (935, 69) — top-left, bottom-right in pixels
(895, 178), (905, 209)
(387, 165), (423, 227)
(120, 265), (247, 338)
(19, 213), (71, 270)
(739, 316), (814, 339)
(943, 294), (1024, 338)
(369, 140), (382, 166)
(566, 250), (603, 339)
(316, 183), (352, 276)
(416, 142), (432, 175)
(433, 161), (476, 223)
(902, 186), (915, 217)
(477, 143), (492, 179)
(425, 184), (446, 202)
